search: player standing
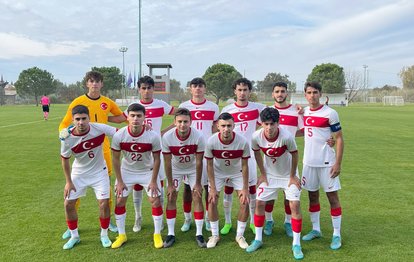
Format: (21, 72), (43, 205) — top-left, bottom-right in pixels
(220, 78), (266, 234)
(246, 107), (304, 260)
(205, 113), (250, 249)
(40, 94), (50, 120)
(60, 105), (117, 250)
(301, 81), (344, 250)
(179, 77), (219, 232)
(110, 103), (164, 249)
(129, 75), (175, 232)
(59, 71), (125, 239)
(262, 82), (304, 237)
(162, 108), (207, 248)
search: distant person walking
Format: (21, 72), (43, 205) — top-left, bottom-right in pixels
(40, 94), (50, 120)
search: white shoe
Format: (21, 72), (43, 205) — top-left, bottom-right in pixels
(235, 235), (248, 249)
(133, 217), (142, 232)
(207, 235), (220, 248)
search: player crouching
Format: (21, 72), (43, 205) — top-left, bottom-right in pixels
(60, 105), (117, 250)
(246, 107), (304, 260)
(111, 103), (164, 249)
(162, 108), (207, 248)
(205, 113), (251, 249)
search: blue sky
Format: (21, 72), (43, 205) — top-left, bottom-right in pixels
(1, 0), (413, 89)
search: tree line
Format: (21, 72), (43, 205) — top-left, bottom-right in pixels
(13, 63), (414, 105)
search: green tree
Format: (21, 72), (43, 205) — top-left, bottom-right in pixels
(170, 79), (189, 103)
(90, 66), (123, 94)
(257, 72), (297, 93)
(307, 63), (346, 93)
(399, 65), (414, 89)
(203, 63), (242, 104)
(55, 81), (84, 103)
(14, 67), (57, 106)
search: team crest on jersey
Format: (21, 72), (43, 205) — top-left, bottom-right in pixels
(100, 102), (108, 110)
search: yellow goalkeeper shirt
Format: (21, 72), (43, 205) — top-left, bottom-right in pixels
(59, 94), (124, 155)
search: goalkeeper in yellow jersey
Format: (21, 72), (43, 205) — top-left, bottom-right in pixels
(59, 71), (126, 239)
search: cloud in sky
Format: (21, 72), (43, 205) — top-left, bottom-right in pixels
(1, 0), (413, 88)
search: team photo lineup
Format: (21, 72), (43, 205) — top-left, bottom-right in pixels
(58, 71), (344, 260)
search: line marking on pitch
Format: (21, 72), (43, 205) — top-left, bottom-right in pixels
(0, 117), (61, 129)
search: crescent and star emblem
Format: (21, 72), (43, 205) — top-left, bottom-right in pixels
(178, 147), (188, 154)
(221, 151), (230, 158)
(82, 142), (92, 150)
(194, 111), (203, 119)
(305, 117), (313, 125)
(130, 144), (138, 151)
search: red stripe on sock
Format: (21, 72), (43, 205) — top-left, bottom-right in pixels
(291, 218), (302, 233)
(194, 211), (204, 220)
(309, 204), (320, 212)
(100, 217), (110, 229)
(331, 207), (342, 216)
(161, 180), (164, 188)
(115, 206), (126, 215)
(183, 201), (192, 213)
(265, 203), (274, 212)
(166, 209), (177, 219)
(152, 206), (163, 216)
(224, 186), (234, 194)
(67, 219), (78, 230)
(254, 214), (265, 227)
(249, 185), (256, 194)
(284, 203), (292, 215)
(134, 184), (143, 191)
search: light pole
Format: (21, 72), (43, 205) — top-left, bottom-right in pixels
(363, 64), (368, 102)
(119, 46), (128, 99)
(138, 0), (142, 78)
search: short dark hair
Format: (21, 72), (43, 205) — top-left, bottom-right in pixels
(127, 103), (146, 115)
(174, 107), (191, 120)
(84, 71), (103, 82)
(272, 82), (288, 91)
(72, 105), (89, 116)
(304, 81), (322, 92)
(190, 77), (206, 87)
(218, 112), (234, 122)
(138, 75), (154, 88)
(232, 78), (252, 91)
(260, 107), (280, 123)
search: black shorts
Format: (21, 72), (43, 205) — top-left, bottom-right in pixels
(42, 105), (49, 112)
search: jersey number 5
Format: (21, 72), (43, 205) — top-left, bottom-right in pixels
(307, 127), (313, 137)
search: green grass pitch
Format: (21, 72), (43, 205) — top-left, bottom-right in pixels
(0, 103), (413, 261)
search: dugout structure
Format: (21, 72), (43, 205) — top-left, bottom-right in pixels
(382, 96), (404, 106)
(147, 63), (172, 103)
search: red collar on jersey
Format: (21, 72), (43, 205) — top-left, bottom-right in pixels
(140, 99), (154, 105)
(191, 99), (207, 105)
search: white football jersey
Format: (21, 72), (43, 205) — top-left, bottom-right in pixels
(111, 126), (161, 174)
(205, 132), (250, 175)
(274, 104), (304, 137)
(61, 123), (117, 176)
(303, 105), (341, 167)
(252, 128), (297, 179)
(179, 99), (219, 138)
(221, 102), (266, 145)
(162, 127), (205, 174)
(125, 99), (173, 135)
